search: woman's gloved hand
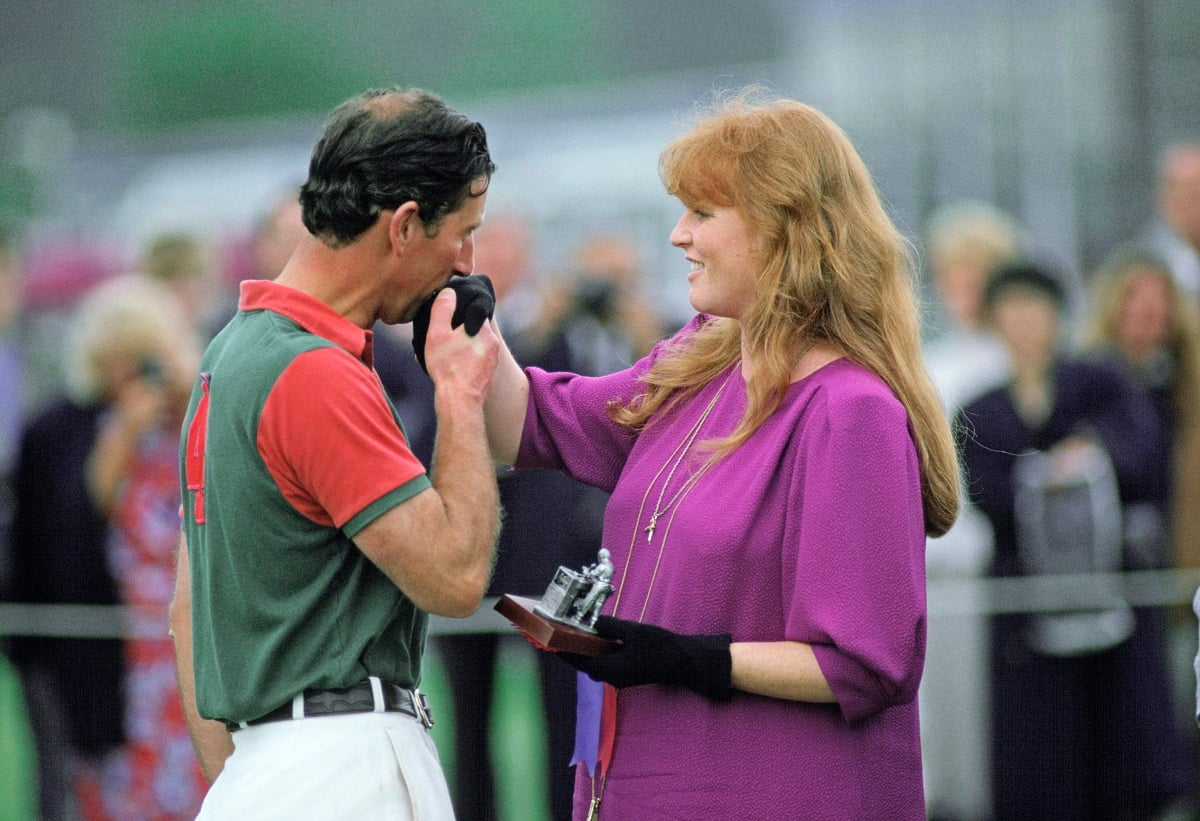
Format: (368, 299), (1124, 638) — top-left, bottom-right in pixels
(560, 615), (733, 702)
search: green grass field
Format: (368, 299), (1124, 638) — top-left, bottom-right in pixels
(423, 639), (554, 821)
(0, 654), (37, 821)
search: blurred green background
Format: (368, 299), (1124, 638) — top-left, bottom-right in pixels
(2, 0), (1198, 274)
(424, 639), (553, 821)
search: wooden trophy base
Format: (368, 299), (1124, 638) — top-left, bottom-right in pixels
(494, 594), (616, 656)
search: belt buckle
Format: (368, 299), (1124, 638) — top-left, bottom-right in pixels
(413, 690), (434, 729)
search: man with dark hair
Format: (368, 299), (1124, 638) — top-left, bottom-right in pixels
(169, 87), (502, 819)
(300, 88), (495, 247)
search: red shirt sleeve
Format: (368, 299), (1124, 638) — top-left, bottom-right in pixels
(257, 345), (426, 528)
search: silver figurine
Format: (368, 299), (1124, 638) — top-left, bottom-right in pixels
(534, 549), (615, 633)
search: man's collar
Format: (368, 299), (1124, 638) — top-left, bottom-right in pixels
(238, 280), (373, 363)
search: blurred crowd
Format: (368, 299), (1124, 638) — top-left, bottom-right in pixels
(0, 139), (1198, 820)
(921, 140), (1200, 821)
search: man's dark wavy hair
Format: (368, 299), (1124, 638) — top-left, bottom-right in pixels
(299, 87), (495, 247)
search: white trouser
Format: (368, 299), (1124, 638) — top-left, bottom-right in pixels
(198, 710), (455, 820)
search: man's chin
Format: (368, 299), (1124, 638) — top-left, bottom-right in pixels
(397, 298), (430, 325)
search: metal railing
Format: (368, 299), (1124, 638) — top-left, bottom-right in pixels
(1, 568), (1196, 640)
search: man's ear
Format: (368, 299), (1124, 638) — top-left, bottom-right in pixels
(388, 201), (422, 253)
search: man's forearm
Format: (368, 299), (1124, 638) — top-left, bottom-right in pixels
(431, 388), (502, 592)
(177, 664), (235, 783)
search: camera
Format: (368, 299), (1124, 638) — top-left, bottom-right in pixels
(572, 279), (618, 321)
(137, 358), (166, 384)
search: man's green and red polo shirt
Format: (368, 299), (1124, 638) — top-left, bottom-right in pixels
(179, 280), (431, 724)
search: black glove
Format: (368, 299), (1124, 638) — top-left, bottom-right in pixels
(411, 274), (495, 374)
(561, 615), (733, 702)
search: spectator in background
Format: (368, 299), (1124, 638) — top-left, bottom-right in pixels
(1085, 246), (1200, 573)
(958, 261), (1191, 819)
(922, 200), (1022, 410)
(1085, 247), (1200, 814)
(82, 275), (209, 818)
(523, 234), (666, 369)
(138, 232), (221, 339)
(6, 276), (138, 820)
(919, 201), (1023, 821)
(12, 240), (124, 413)
(1142, 142), (1200, 305)
(474, 213), (544, 342)
(250, 194), (306, 282)
(207, 191), (308, 338)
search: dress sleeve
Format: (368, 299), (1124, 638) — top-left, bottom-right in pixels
(515, 316), (705, 493)
(786, 386), (928, 724)
(516, 366), (641, 493)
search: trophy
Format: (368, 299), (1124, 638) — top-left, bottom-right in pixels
(494, 549), (617, 656)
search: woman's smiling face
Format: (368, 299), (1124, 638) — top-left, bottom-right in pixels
(669, 202), (761, 321)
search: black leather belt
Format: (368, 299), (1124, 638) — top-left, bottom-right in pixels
(226, 678), (433, 732)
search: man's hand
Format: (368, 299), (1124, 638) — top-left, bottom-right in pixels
(419, 285), (500, 404)
(353, 280), (502, 617)
(412, 275), (495, 373)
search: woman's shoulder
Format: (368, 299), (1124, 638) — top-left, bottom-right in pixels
(805, 358), (898, 399)
(800, 359), (907, 426)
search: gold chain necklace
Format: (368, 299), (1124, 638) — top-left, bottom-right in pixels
(612, 358), (740, 617)
(639, 366), (734, 543)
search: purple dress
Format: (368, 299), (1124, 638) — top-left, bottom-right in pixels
(516, 318), (928, 820)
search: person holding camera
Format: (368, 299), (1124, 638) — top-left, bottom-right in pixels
(523, 235), (669, 374)
(8, 271), (206, 819)
(83, 275), (209, 819)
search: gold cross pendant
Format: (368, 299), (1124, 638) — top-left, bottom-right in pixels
(644, 513), (660, 542)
